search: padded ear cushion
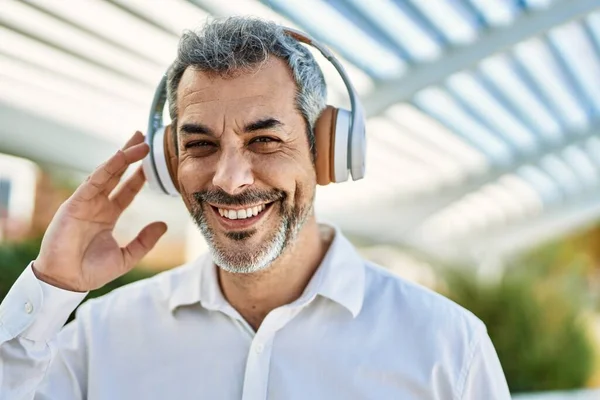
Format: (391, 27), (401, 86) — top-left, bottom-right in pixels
(314, 106), (338, 185)
(163, 124), (180, 193)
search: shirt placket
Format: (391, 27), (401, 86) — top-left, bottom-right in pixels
(241, 306), (304, 400)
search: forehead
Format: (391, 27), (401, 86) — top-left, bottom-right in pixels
(177, 56), (298, 122)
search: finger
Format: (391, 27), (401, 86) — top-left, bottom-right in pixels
(72, 142), (149, 202)
(121, 222), (168, 271)
(109, 165), (146, 214)
(102, 131), (146, 195)
(123, 131), (145, 149)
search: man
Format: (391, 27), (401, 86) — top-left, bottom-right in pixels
(0, 17), (510, 399)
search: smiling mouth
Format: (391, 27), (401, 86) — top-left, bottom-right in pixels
(209, 201), (276, 229)
(215, 203), (270, 220)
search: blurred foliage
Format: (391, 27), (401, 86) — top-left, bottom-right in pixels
(0, 237), (156, 317)
(441, 242), (597, 393)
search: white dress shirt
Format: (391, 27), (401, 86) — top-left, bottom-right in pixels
(0, 227), (510, 399)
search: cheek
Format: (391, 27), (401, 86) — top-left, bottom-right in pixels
(253, 151), (316, 190)
(176, 157), (214, 201)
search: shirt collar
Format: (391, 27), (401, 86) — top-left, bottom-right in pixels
(168, 224), (366, 318)
(298, 224), (365, 317)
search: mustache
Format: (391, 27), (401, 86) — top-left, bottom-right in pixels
(193, 188), (286, 207)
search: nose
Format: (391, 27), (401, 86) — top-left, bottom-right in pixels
(212, 146), (254, 195)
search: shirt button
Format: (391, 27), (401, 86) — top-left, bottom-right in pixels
(255, 344), (264, 354)
(24, 302), (33, 314)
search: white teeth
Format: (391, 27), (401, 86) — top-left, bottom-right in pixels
(218, 203), (270, 220)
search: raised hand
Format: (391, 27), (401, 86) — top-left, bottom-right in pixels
(33, 131), (168, 292)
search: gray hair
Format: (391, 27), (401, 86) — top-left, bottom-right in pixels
(167, 17), (328, 158)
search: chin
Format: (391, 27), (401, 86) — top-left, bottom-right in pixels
(210, 224), (287, 274)
(190, 191), (312, 274)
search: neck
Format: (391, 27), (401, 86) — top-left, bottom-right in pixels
(217, 218), (333, 331)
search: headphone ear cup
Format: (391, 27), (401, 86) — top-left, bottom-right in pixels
(163, 124), (180, 193)
(144, 124), (179, 196)
(314, 106), (337, 185)
(332, 108), (351, 183)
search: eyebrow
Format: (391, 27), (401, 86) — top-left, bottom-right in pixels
(179, 123), (214, 136)
(179, 118), (284, 137)
(245, 118), (284, 133)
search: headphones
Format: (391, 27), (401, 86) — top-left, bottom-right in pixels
(142, 27), (366, 197)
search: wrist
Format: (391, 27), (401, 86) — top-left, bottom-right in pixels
(31, 261), (86, 293)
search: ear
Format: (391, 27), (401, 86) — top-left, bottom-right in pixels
(163, 124), (180, 192)
(314, 106), (337, 185)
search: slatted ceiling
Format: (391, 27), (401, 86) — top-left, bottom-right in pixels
(448, 194), (505, 236)
(515, 38), (589, 129)
(385, 104), (489, 174)
(0, 56), (138, 119)
(499, 175), (545, 212)
(549, 22), (599, 114)
(540, 154), (585, 196)
(194, 0), (293, 23)
(109, 0), (210, 37)
(584, 138), (600, 170)
(417, 176), (545, 241)
(366, 141), (444, 186)
(470, 0), (518, 26)
(368, 117), (468, 186)
(409, 0), (478, 44)
(0, 74), (128, 141)
(517, 165), (564, 205)
(413, 87), (514, 165)
(562, 146), (600, 187)
(0, 28), (151, 105)
(586, 12), (600, 54)
(480, 186), (522, 226)
(473, 191), (509, 228)
(524, 0), (554, 9)
(445, 72), (538, 153)
(0, 2), (163, 84)
(344, 0), (442, 61)
(553, 22), (600, 112)
(438, 173), (547, 238)
(316, 165), (442, 213)
(558, 150), (598, 190)
(479, 54), (563, 143)
(266, 0), (407, 79)
(28, 1), (176, 66)
(482, 186), (537, 224)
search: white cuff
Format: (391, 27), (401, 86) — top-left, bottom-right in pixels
(0, 263), (88, 343)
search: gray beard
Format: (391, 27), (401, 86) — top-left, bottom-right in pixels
(192, 201), (312, 274)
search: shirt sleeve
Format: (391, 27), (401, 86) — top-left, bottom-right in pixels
(0, 263), (88, 400)
(459, 328), (511, 400)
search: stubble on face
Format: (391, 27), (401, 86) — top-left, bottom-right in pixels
(190, 187), (312, 274)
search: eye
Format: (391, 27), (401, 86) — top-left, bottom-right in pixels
(183, 140), (218, 157)
(250, 136), (278, 144)
(185, 140), (216, 149)
(248, 136), (280, 153)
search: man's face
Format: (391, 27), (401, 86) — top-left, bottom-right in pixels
(175, 57), (317, 273)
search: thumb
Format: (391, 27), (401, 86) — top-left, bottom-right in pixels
(121, 222), (168, 271)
